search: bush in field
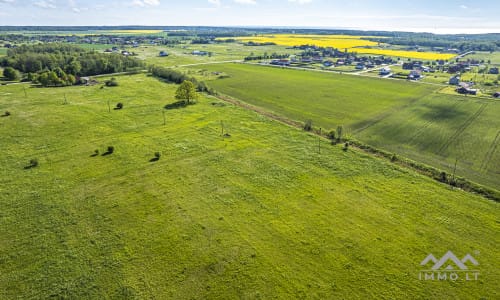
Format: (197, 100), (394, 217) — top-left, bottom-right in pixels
(155, 152), (161, 159)
(303, 119), (313, 131)
(24, 159), (38, 169)
(115, 102), (123, 110)
(105, 77), (119, 87)
(106, 146), (115, 154)
(3, 67), (20, 81)
(439, 171), (447, 183)
(342, 142), (349, 151)
(336, 125), (343, 142)
(327, 130), (336, 144)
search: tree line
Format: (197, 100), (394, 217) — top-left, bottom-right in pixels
(1, 43), (145, 85)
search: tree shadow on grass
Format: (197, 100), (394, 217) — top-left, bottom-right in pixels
(149, 157), (160, 162)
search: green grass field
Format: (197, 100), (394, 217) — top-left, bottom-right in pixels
(464, 51), (500, 65)
(192, 63), (500, 191)
(1, 75), (498, 299)
(133, 43), (301, 67)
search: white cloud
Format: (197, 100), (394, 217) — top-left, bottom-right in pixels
(289, 0), (312, 4)
(131, 0), (160, 7)
(34, 0), (56, 9)
(208, 0), (221, 6)
(1, 0), (15, 3)
(460, 5), (467, 9)
(234, 0), (256, 4)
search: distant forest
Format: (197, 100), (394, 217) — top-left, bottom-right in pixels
(1, 44), (144, 86)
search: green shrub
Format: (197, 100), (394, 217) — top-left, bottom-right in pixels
(105, 78), (119, 87)
(303, 119), (313, 131)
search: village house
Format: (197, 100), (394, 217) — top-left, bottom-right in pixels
(270, 59), (290, 66)
(159, 51), (169, 57)
(456, 82), (477, 95)
(449, 75), (460, 85)
(489, 67), (499, 74)
(192, 50), (208, 56)
(408, 70), (422, 80)
(379, 67), (391, 75)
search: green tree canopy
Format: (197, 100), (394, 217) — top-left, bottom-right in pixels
(3, 67), (20, 81)
(175, 80), (199, 104)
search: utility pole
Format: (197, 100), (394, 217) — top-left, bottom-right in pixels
(452, 157), (458, 183)
(221, 120), (224, 136)
(107, 100), (111, 113)
(23, 86), (27, 98)
(162, 110), (166, 125)
(63, 93), (68, 105)
(318, 128), (322, 154)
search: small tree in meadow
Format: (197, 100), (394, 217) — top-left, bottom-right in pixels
(175, 80), (199, 105)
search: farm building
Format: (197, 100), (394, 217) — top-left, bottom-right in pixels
(159, 51), (169, 57)
(489, 67), (499, 74)
(449, 75), (460, 85)
(494, 92), (500, 98)
(355, 63), (365, 70)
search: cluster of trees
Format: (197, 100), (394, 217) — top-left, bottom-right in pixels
(1, 44), (145, 78)
(150, 65), (216, 95)
(367, 37), (499, 52)
(34, 68), (75, 87)
(244, 53), (289, 61)
(149, 65), (189, 84)
(2, 67), (20, 81)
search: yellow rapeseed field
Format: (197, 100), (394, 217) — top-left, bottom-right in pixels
(226, 34), (456, 60)
(231, 34), (378, 49)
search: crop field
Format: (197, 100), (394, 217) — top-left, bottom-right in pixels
(131, 44), (301, 67)
(193, 63), (500, 190)
(228, 34), (457, 60)
(356, 93), (500, 190)
(0, 74), (498, 299)
(228, 34), (379, 49)
(464, 51), (500, 65)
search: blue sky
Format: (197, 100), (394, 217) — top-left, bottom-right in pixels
(0, 0), (499, 33)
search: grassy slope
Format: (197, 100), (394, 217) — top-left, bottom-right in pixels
(198, 63), (500, 190)
(0, 75), (498, 299)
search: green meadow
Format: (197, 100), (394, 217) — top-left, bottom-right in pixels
(130, 43), (301, 67)
(194, 63), (500, 191)
(0, 74), (498, 299)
